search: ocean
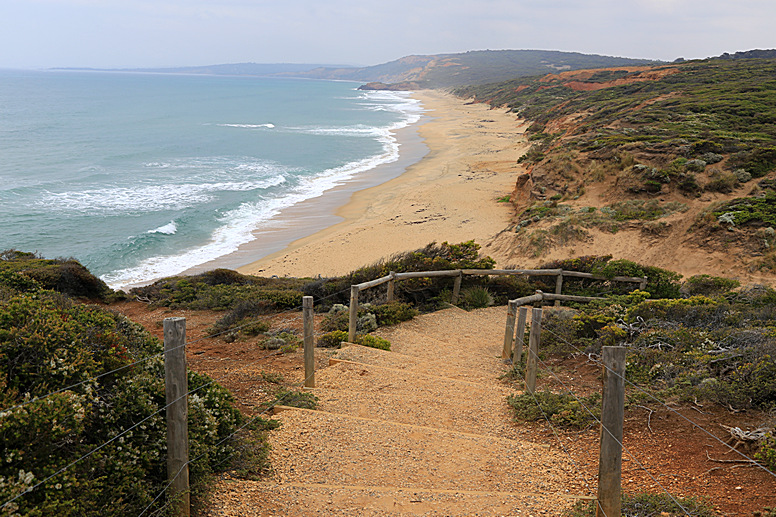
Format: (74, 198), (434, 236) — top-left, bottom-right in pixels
(0, 70), (424, 290)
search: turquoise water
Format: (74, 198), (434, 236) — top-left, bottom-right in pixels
(0, 70), (423, 288)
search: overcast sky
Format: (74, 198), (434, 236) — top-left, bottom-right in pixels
(1, 0), (774, 69)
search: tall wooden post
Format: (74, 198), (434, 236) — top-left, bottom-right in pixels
(554, 273), (564, 307)
(639, 276), (648, 291)
(524, 308), (542, 394)
(451, 271), (463, 305)
(502, 301), (517, 359)
(348, 285), (359, 343)
(303, 296), (315, 388)
(387, 272), (396, 302)
(512, 307), (528, 365)
(597, 346), (626, 517)
(164, 317), (190, 517)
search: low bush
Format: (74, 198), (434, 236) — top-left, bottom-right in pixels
(318, 330), (348, 348)
(458, 286), (495, 310)
(507, 390), (601, 430)
(355, 334), (391, 351)
(756, 431), (776, 472)
(0, 250), (112, 300)
(370, 301), (418, 326)
(0, 291), (247, 516)
(316, 331), (391, 351)
(267, 389), (318, 410)
(593, 259), (682, 299)
(680, 274), (740, 297)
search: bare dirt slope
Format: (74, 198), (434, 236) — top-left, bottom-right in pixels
(202, 306), (592, 516)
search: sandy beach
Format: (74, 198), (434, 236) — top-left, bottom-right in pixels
(236, 90), (530, 278)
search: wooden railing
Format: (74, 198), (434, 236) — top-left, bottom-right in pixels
(348, 268), (647, 342)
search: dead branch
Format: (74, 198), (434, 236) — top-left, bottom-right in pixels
(705, 450), (760, 465)
(634, 405), (654, 433)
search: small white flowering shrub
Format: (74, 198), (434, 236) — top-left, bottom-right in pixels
(0, 286), (244, 516)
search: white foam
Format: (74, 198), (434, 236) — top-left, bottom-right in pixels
(147, 221), (177, 235)
(39, 174), (287, 214)
(217, 123), (275, 129)
(103, 91), (427, 290)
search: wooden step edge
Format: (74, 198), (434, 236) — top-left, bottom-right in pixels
(369, 329), (504, 353)
(269, 405), (551, 448)
(253, 480), (594, 501)
(333, 346), (505, 379)
(327, 358), (499, 389)
(339, 341), (501, 366)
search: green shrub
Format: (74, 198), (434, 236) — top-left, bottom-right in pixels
(458, 286), (494, 310)
(756, 431), (776, 472)
(355, 334), (391, 351)
(712, 190), (776, 227)
(321, 306), (350, 332)
(0, 292), (246, 516)
(507, 390), (600, 430)
(268, 389), (318, 410)
(263, 331), (301, 352)
(540, 309), (583, 356)
(680, 274), (740, 297)
(317, 331), (391, 351)
(209, 299), (275, 336)
(370, 301), (418, 326)
(593, 259), (682, 298)
(627, 296), (719, 323)
(0, 251), (111, 300)
(302, 241), (495, 310)
(318, 330), (348, 348)
(705, 169), (738, 193)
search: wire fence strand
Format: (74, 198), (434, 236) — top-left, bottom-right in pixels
(540, 324), (776, 481)
(523, 340), (693, 516)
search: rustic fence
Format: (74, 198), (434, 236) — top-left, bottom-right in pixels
(348, 268), (647, 342)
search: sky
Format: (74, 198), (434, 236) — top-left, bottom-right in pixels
(1, 0), (774, 69)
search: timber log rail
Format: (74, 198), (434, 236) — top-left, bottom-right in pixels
(348, 268), (647, 342)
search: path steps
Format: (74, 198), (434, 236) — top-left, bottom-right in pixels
(206, 306), (592, 516)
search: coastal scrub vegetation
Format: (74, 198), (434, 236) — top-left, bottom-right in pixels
(504, 273), (776, 474)
(454, 58), (776, 264)
(0, 266), (275, 516)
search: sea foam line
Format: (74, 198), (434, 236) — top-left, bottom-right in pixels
(103, 90), (425, 290)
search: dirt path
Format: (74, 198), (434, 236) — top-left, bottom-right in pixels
(203, 306), (593, 516)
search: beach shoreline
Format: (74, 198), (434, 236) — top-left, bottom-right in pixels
(232, 90), (530, 278)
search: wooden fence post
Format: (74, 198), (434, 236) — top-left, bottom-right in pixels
(387, 271), (396, 302)
(502, 300), (517, 359)
(348, 285), (359, 343)
(303, 296), (315, 388)
(512, 307), (528, 365)
(524, 307), (542, 394)
(451, 270), (463, 305)
(639, 276), (648, 291)
(555, 273), (564, 307)
(597, 346), (626, 517)
(164, 317), (190, 517)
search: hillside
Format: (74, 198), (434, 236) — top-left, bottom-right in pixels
(293, 49), (660, 88)
(454, 58), (776, 283)
(84, 50), (660, 89)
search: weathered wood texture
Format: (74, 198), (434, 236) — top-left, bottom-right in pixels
(303, 296), (315, 388)
(524, 308), (542, 394)
(512, 307), (528, 365)
(164, 317), (190, 517)
(597, 346), (626, 517)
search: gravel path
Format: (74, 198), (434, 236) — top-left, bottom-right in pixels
(205, 306), (591, 516)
